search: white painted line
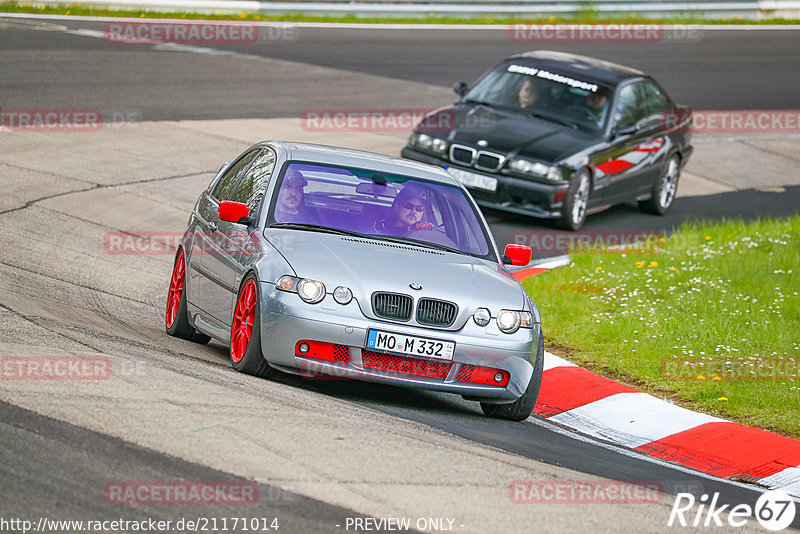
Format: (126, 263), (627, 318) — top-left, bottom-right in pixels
(533, 255), (571, 270)
(548, 392), (726, 449)
(2, 13), (800, 31)
(759, 466), (800, 499)
(543, 351), (578, 372)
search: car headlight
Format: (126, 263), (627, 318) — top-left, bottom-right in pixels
(410, 133), (447, 154)
(473, 307), (491, 327)
(277, 275), (326, 304)
(508, 158), (565, 181)
(497, 310), (534, 334)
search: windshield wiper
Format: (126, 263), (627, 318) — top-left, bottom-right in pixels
(369, 234), (464, 255)
(270, 223), (371, 239)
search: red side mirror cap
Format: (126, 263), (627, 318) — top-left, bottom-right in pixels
(219, 201), (250, 224)
(503, 244), (532, 266)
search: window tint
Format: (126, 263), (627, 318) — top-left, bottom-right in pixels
(211, 150), (259, 201)
(614, 83), (645, 129)
(641, 81), (671, 122)
(230, 149), (276, 211)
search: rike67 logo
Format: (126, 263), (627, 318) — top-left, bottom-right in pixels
(668, 490), (796, 531)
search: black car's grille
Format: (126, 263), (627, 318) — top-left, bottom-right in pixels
(450, 145), (475, 165)
(416, 298), (457, 327)
(475, 152), (503, 172)
(372, 292), (413, 321)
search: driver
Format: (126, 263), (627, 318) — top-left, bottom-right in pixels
(274, 168), (308, 223)
(374, 185), (434, 235)
(584, 91), (609, 125)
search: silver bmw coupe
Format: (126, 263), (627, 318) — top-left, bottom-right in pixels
(165, 142), (543, 420)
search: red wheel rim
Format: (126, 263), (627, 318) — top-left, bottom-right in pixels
(166, 252), (185, 328)
(231, 279), (257, 363)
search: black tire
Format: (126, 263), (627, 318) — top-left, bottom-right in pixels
(639, 154), (680, 215)
(229, 273), (277, 379)
(165, 249), (211, 344)
(481, 331), (545, 421)
(557, 168), (591, 231)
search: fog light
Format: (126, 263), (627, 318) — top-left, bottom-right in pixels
(473, 307), (491, 327)
(298, 342), (310, 354)
(494, 372), (504, 383)
(333, 286), (353, 305)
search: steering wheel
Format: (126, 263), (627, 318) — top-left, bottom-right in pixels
(406, 229), (459, 249)
(566, 106), (598, 121)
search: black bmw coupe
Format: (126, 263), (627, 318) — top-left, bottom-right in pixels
(402, 51), (693, 230)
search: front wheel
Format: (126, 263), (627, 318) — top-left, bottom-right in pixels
(557, 169), (590, 231)
(230, 274), (277, 379)
(639, 154), (680, 215)
(165, 249), (211, 344)
(480, 332), (544, 421)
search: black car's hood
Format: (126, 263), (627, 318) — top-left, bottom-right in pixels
(431, 103), (597, 163)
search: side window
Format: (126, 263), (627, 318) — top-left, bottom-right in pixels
(641, 81), (671, 123)
(211, 150), (259, 201)
(613, 83), (645, 130)
(229, 149), (276, 212)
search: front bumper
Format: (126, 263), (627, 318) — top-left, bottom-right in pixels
(259, 283), (538, 402)
(401, 146), (567, 219)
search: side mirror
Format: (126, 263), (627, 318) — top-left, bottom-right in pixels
(219, 201), (253, 226)
(503, 244), (532, 266)
(453, 81), (468, 98)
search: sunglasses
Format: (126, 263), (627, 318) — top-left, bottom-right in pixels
(401, 201), (425, 212)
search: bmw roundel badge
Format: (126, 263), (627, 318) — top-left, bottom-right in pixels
(409, 282), (422, 290)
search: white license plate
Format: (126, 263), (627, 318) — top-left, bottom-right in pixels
(366, 329), (455, 361)
(446, 167), (498, 192)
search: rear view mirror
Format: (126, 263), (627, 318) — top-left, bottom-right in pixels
(355, 182), (397, 198)
(219, 201), (253, 226)
(503, 244), (532, 266)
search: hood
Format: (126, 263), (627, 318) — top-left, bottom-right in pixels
(265, 229), (527, 328)
(430, 103), (597, 163)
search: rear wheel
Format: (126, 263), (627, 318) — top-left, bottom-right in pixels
(165, 249), (211, 344)
(481, 332), (544, 421)
(639, 154), (680, 215)
(230, 274), (276, 378)
(557, 169), (590, 231)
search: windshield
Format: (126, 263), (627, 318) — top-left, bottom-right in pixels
(268, 162), (494, 259)
(465, 63), (614, 133)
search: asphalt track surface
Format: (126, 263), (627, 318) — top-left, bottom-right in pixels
(2, 15), (800, 533)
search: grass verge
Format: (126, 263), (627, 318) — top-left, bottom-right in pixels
(523, 216), (800, 438)
(1, 2), (798, 24)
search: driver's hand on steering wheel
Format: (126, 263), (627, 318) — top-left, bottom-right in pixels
(410, 221), (434, 232)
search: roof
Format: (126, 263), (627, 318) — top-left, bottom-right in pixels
(507, 51), (646, 87)
(262, 141), (459, 186)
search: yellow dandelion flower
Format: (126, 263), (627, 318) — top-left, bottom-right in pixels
(659, 237), (665, 242)
(718, 396), (728, 401)
(635, 261), (644, 268)
(705, 236), (711, 240)
(648, 261), (658, 268)
(696, 375), (706, 380)
(596, 266), (603, 271)
(712, 376), (722, 381)
(670, 267), (677, 271)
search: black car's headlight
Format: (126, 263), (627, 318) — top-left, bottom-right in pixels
(409, 133), (448, 155)
(277, 275), (326, 304)
(508, 158), (565, 181)
(496, 310), (534, 334)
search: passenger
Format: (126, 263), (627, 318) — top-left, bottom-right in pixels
(517, 79), (541, 109)
(374, 185), (434, 235)
(274, 169), (308, 223)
